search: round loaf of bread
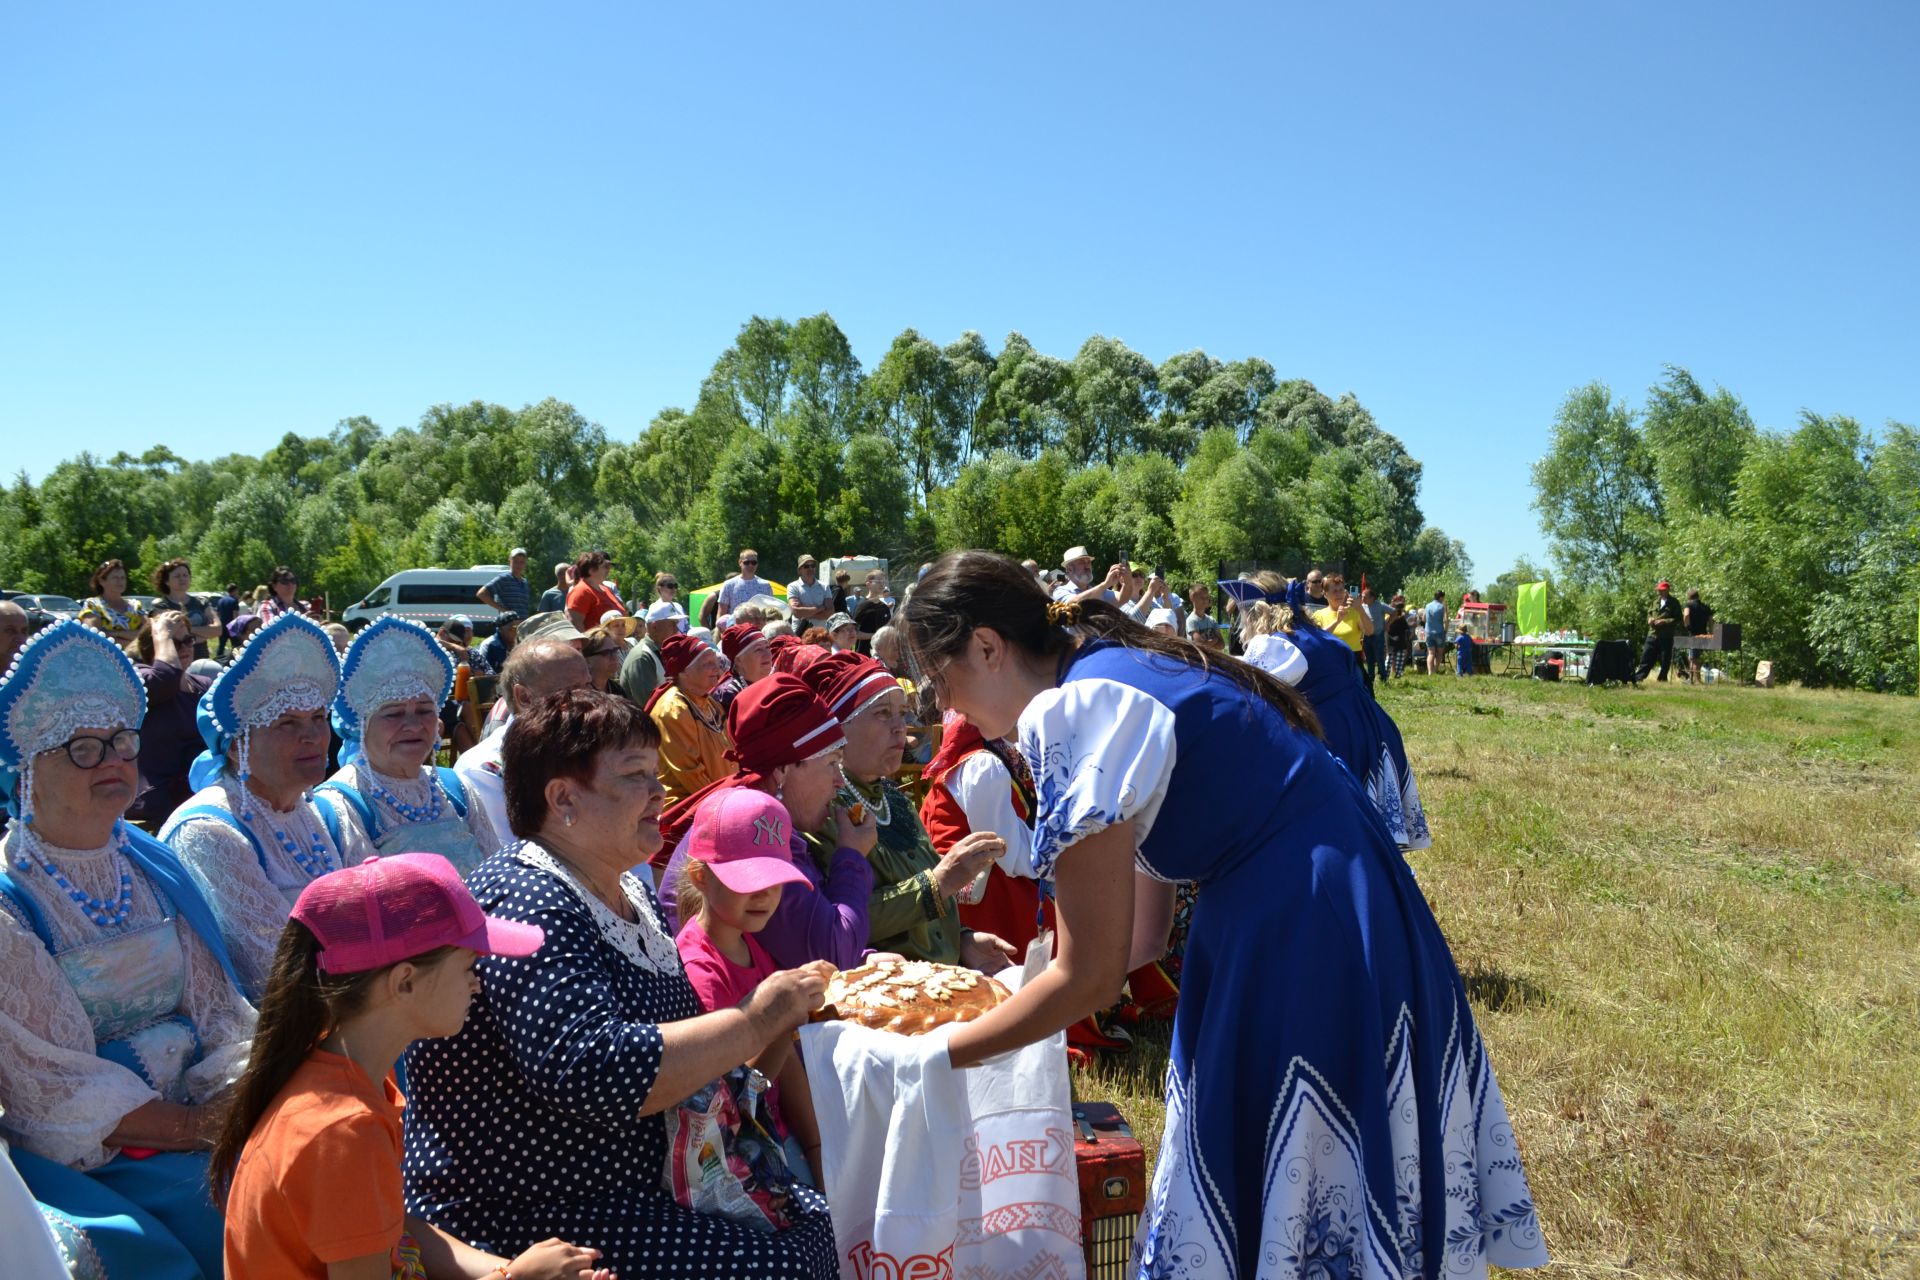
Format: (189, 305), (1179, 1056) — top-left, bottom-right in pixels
(811, 958), (1011, 1035)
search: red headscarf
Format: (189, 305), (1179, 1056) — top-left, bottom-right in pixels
(652, 673), (846, 863)
(798, 650), (900, 722)
(644, 633), (711, 715)
(771, 632), (828, 678)
(720, 622), (768, 666)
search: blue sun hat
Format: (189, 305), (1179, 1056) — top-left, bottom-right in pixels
(332, 617), (454, 759)
(190, 610), (342, 795)
(0, 621), (146, 824)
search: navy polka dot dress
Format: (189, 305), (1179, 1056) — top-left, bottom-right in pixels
(401, 842), (837, 1279)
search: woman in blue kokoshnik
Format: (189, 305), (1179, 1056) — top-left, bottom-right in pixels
(0, 621), (256, 1279)
(315, 616), (502, 877)
(161, 610), (350, 1000)
(902, 551), (1545, 1280)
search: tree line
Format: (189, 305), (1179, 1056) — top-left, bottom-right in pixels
(1529, 366), (1918, 693)
(0, 314), (1473, 613)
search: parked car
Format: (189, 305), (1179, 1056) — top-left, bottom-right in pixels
(340, 567), (513, 635)
(13, 594), (84, 633)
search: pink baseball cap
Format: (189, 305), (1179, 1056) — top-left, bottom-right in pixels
(683, 789), (813, 896)
(292, 853), (545, 974)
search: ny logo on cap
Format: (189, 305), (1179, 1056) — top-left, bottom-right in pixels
(752, 815), (785, 847)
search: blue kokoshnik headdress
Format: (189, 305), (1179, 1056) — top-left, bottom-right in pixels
(190, 610), (342, 796)
(1214, 576), (1313, 627)
(332, 616), (454, 750)
(0, 621), (147, 824)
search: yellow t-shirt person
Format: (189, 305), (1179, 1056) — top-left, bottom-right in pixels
(1311, 603), (1367, 653)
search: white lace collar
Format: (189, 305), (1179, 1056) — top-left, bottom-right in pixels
(511, 840), (682, 976)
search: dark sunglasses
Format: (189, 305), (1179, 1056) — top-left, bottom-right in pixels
(658, 580), (678, 589)
(48, 729), (141, 769)
(740, 559), (759, 566)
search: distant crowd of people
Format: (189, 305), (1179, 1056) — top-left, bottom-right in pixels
(0, 538), (1552, 1280)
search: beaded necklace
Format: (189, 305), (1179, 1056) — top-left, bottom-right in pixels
(366, 768), (444, 824)
(683, 692), (727, 736)
(845, 774), (894, 828)
(243, 794), (337, 880)
(12, 826), (135, 929)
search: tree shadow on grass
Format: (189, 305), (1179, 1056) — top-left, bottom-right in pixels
(1461, 965), (1550, 1012)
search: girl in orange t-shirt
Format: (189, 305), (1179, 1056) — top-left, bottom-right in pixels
(213, 852), (615, 1280)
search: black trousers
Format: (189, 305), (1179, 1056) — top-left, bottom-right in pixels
(1635, 633), (1674, 682)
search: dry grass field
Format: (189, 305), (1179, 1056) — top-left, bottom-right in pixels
(1074, 675), (1920, 1279)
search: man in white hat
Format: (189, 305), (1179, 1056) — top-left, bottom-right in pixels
(1052, 545), (1127, 605)
(618, 598), (686, 704)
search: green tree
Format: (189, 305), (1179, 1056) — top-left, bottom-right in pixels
(1532, 383), (1663, 593)
(1067, 336), (1159, 466)
(869, 329), (962, 499)
(787, 313), (865, 440)
(981, 333), (1070, 456)
(1642, 366), (1754, 519)
(943, 331), (995, 466)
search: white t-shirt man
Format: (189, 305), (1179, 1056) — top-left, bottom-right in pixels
(717, 570), (770, 613)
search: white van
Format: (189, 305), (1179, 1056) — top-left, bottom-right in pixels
(341, 567), (513, 635)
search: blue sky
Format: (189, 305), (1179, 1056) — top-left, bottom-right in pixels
(3, 3), (1914, 582)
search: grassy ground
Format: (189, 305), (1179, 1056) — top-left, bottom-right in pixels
(1073, 673), (1920, 1279)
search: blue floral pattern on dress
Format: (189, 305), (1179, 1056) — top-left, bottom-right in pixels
(1024, 735), (1124, 882)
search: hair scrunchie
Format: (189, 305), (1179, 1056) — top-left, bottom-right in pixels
(1045, 599), (1082, 627)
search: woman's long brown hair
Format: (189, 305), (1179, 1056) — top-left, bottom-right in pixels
(901, 551), (1320, 738)
(209, 922), (452, 1198)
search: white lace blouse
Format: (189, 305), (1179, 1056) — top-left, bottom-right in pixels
(161, 775), (347, 997)
(0, 829), (256, 1170)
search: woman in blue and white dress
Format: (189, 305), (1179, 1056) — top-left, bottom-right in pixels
(315, 616), (501, 877)
(0, 621), (256, 1280)
(160, 611), (347, 1000)
(1230, 572), (1432, 852)
(902, 553), (1544, 1280)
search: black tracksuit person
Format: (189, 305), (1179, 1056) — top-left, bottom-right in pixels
(1634, 580), (1682, 683)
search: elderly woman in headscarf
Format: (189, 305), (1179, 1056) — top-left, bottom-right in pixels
(645, 633), (734, 809)
(655, 674), (875, 970)
(0, 622), (256, 1279)
(709, 621), (773, 712)
(159, 612), (348, 999)
(313, 617), (502, 876)
(798, 652), (1015, 973)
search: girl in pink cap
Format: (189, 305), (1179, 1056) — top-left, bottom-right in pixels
(213, 852), (615, 1280)
(673, 788), (823, 1183)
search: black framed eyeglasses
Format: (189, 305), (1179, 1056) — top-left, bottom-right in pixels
(47, 729), (141, 769)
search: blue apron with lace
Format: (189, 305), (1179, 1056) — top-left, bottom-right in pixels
(0, 828), (241, 1280)
(316, 767), (484, 877)
(162, 798), (347, 1000)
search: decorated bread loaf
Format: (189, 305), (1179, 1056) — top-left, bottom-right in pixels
(811, 958), (1011, 1035)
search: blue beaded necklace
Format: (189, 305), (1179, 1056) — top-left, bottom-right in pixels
(244, 799), (337, 881)
(366, 770), (444, 824)
(14, 827), (135, 929)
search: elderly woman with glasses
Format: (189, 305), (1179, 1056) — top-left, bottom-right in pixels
(314, 617), (502, 877)
(0, 622), (257, 1279)
(645, 635), (734, 809)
